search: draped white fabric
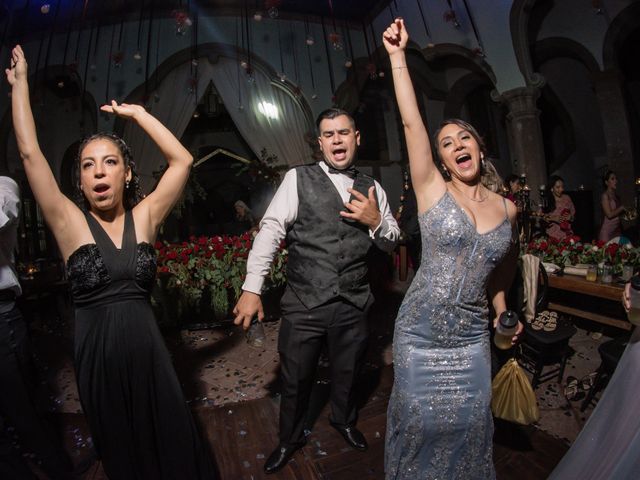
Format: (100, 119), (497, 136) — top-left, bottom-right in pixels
(122, 55), (313, 191)
(123, 62), (214, 190)
(208, 56), (313, 169)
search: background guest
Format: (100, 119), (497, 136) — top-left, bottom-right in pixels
(598, 170), (627, 243)
(543, 175), (575, 241)
(234, 200), (258, 233)
(0, 176), (73, 480)
(504, 174), (520, 204)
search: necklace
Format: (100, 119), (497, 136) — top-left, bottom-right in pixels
(451, 183), (488, 203)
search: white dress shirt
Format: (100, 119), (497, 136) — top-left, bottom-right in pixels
(0, 177), (22, 301)
(243, 162), (400, 294)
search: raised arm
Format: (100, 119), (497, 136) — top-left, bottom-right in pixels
(101, 101), (193, 239)
(382, 19), (444, 210)
(6, 46), (76, 232)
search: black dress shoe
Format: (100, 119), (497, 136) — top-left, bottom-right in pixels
(331, 423), (368, 451)
(263, 443), (303, 474)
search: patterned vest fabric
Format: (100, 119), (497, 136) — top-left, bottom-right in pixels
(286, 164), (376, 309)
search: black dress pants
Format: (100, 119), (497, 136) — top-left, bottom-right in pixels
(0, 305), (72, 479)
(277, 287), (371, 446)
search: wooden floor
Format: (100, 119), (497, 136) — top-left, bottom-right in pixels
(55, 365), (567, 480)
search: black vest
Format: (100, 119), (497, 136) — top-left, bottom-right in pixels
(286, 164), (376, 309)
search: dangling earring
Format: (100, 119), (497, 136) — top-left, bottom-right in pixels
(125, 180), (130, 189)
(481, 155), (486, 170)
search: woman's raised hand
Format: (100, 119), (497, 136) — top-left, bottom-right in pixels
(5, 45), (27, 86)
(382, 18), (409, 55)
(100, 100), (146, 119)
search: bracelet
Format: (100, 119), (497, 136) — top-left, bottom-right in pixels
(392, 65), (408, 70)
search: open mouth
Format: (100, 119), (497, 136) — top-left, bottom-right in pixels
(455, 153), (472, 168)
(332, 148), (347, 161)
(93, 183), (110, 194)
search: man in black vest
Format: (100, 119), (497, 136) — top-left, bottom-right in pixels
(234, 108), (399, 474)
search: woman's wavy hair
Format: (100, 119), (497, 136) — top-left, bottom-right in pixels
(433, 119), (503, 193)
(74, 133), (143, 211)
(543, 175), (564, 214)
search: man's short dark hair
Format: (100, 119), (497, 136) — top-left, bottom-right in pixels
(315, 108), (356, 134)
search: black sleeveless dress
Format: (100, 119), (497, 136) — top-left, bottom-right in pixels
(66, 210), (216, 480)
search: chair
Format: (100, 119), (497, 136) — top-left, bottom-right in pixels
(514, 262), (577, 388)
(518, 314), (576, 388)
(580, 336), (629, 411)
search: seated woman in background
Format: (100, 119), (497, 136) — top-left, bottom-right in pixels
(234, 200), (258, 233)
(543, 175), (575, 241)
(598, 170), (627, 242)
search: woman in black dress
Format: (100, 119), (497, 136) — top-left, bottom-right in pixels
(7, 45), (216, 479)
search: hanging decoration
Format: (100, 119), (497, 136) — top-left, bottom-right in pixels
(305, 17), (318, 100)
(89, 12), (102, 72)
(133, 0), (145, 61)
(81, 19), (95, 100)
(369, 23), (384, 78)
(104, 21), (117, 105)
(362, 22), (377, 80)
(142, 0), (155, 106)
(265, 0), (281, 19)
(592, 0), (604, 14)
(40, 3), (51, 15)
(443, 0), (461, 28)
(326, 0), (343, 51)
(188, 2), (199, 97)
(187, 76), (198, 94)
(111, 17), (125, 68)
(395, 169), (410, 220)
(415, 0), (432, 39)
(153, 11), (162, 103)
(344, 22), (358, 87)
(61, 0), (81, 72)
(277, 20), (286, 82)
(241, 3), (255, 84)
(328, 31), (343, 51)
(321, 16), (336, 99)
(289, 21), (301, 90)
(461, 0), (485, 56)
(111, 51), (124, 68)
(235, 16), (244, 110)
(172, 9), (192, 36)
(304, 17), (315, 45)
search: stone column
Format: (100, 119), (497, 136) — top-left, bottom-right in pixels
(592, 68), (635, 206)
(496, 86), (547, 202)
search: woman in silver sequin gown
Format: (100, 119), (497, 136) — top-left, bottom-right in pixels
(383, 20), (521, 479)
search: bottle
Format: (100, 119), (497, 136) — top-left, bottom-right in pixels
(494, 310), (519, 350)
(627, 276), (640, 326)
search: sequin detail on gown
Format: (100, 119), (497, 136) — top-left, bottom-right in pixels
(385, 191), (512, 480)
(67, 210), (216, 480)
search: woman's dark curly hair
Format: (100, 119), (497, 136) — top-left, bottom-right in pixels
(74, 133), (143, 211)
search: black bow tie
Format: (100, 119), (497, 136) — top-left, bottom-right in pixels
(326, 163), (358, 179)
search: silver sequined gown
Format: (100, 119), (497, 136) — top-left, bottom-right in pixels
(385, 191), (512, 480)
